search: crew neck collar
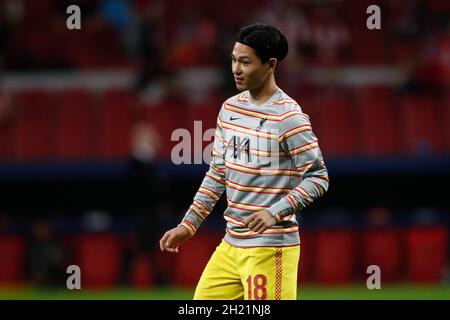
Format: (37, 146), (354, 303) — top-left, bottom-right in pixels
(248, 87), (282, 106)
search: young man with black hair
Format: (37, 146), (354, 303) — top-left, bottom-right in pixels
(160, 23), (329, 300)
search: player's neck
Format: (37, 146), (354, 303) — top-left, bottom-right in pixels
(249, 77), (278, 106)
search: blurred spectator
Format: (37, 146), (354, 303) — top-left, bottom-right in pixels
(131, 121), (161, 163)
(120, 121), (165, 285)
(81, 210), (113, 232)
(252, 1), (315, 95)
(0, 85), (12, 125)
(99, 0), (143, 58)
(0, 0), (24, 69)
(388, 0), (426, 38)
(133, 2), (168, 92)
(0, 212), (12, 232)
(99, 0), (135, 32)
(25, 218), (64, 287)
(304, 4), (351, 66)
(254, 2), (351, 67)
(0, 11), (7, 69)
(419, 22), (450, 92)
(167, 14), (219, 70)
(366, 207), (392, 228)
(405, 19), (450, 93)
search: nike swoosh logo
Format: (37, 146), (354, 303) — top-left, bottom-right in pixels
(229, 116), (241, 121)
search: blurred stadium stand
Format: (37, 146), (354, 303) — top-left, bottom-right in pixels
(0, 0), (449, 292)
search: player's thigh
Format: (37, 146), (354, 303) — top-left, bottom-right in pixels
(240, 245), (300, 300)
(194, 241), (244, 300)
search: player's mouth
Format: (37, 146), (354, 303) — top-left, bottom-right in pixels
(234, 78), (244, 84)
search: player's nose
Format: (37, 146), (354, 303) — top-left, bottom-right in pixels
(232, 64), (242, 75)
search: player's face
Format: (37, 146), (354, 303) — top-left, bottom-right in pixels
(231, 42), (271, 92)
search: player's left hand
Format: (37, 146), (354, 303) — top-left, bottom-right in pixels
(243, 209), (276, 234)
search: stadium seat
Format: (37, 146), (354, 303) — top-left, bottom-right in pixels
(76, 233), (122, 288)
(405, 226), (448, 283)
(55, 89), (95, 160)
(185, 100), (221, 164)
(357, 86), (400, 155)
(97, 89), (135, 159)
(400, 95), (445, 155)
(361, 228), (401, 282)
(0, 235), (26, 284)
(351, 29), (386, 65)
(296, 93), (322, 134)
(315, 93), (359, 156)
(315, 229), (356, 284)
(186, 100), (220, 131)
(297, 231), (315, 284)
(0, 117), (14, 161)
(390, 40), (421, 65)
(153, 247), (179, 286)
(425, 0), (450, 14)
(130, 253), (154, 288)
(13, 90), (56, 161)
(174, 232), (221, 288)
(138, 100), (180, 160)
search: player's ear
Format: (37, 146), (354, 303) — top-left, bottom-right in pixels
(267, 58), (277, 72)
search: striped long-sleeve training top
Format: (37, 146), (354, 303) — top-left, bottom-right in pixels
(179, 88), (329, 247)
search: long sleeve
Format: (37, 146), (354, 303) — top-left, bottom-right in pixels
(178, 113), (227, 235)
(266, 112), (329, 221)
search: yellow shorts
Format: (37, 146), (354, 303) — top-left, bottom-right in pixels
(193, 240), (300, 300)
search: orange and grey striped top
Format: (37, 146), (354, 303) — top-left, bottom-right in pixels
(179, 88), (329, 247)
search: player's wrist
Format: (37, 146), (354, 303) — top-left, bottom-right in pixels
(267, 198), (292, 217)
(178, 223), (195, 237)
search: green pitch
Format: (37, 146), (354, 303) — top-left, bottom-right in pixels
(1, 284), (449, 300)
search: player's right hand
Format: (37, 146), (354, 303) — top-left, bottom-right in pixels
(159, 226), (192, 253)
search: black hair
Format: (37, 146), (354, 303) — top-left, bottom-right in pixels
(236, 23), (289, 64)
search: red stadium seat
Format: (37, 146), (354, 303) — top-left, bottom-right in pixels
(154, 248), (178, 285)
(76, 233), (122, 288)
(361, 228), (401, 283)
(315, 93), (359, 156)
(186, 100), (220, 131)
(351, 29), (386, 65)
(138, 100), (180, 160)
(55, 89), (95, 160)
(400, 95), (445, 155)
(315, 229), (355, 284)
(297, 93), (320, 130)
(405, 226), (448, 283)
(97, 89), (135, 159)
(23, 0), (55, 23)
(185, 100), (221, 164)
(174, 232), (221, 288)
(130, 253), (154, 288)
(425, 0), (450, 14)
(297, 231), (315, 285)
(357, 86), (400, 155)
(13, 90), (56, 161)
(0, 235), (26, 284)
(391, 40), (422, 65)
(0, 117), (14, 160)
